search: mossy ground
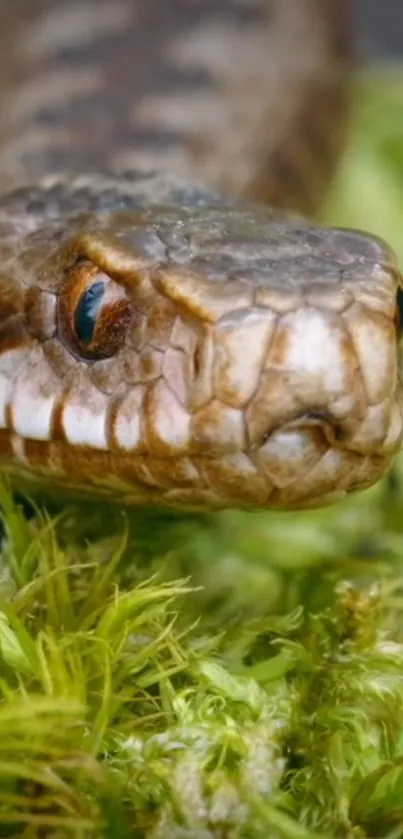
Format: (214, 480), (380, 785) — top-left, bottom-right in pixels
(2, 70), (403, 838)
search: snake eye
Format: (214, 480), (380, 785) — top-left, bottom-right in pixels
(75, 280), (105, 346)
(58, 259), (133, 360)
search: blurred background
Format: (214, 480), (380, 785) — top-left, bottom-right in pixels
(353, 0), (403, 59)
(322, 2), (403, 269)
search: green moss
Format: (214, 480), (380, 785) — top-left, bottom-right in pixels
(2, 69), (403, 837)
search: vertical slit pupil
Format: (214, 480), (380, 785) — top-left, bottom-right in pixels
(396, 288), (403, 334)
(75, 281), (105, 345)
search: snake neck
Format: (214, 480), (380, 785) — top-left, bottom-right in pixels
(0, 0), (350, 214)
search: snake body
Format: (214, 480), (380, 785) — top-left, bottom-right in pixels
(0, 0), (401, 511)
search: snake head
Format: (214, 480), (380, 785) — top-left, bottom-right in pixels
(0, 177), (402, 510)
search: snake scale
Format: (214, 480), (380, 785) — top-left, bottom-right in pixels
(0, 0), (401, 512)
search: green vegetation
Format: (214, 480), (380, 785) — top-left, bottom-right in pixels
(2, 70), (403, 837)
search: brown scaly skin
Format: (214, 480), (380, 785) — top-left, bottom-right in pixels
(0, 1), (401, 512)
(0, 173), (401, 511)
(0, 0), (349, 211)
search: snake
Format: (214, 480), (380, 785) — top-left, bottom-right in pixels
(0, 0), (401, 513)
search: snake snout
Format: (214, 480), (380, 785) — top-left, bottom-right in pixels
(205, 301), (403, 508)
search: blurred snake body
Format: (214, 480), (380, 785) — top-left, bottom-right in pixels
(0, 0), (401, 511)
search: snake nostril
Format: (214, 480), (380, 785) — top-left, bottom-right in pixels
(256, 410), (345, 451)
(296, 410), (346, 446)
(300, 410), (345, 442)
